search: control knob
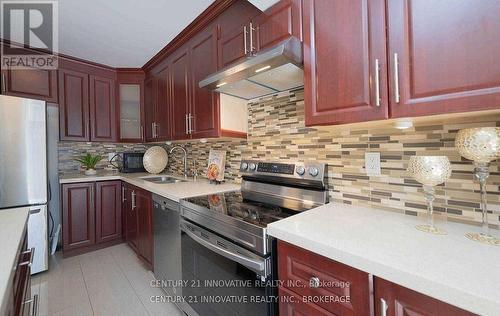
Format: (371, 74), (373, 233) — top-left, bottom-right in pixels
(241, 162), (248, 170)
(309, 167), (319, 177)
(249, 163), (257, 171)
(296, 166), (306, 176)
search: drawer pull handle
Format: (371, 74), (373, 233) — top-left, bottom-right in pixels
(19, 247), (35, 267)
(309, 276), (320, 288)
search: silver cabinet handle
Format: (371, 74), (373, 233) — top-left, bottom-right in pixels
(19, 247), (35, 267)
(140, 125), (144, 140)
(185, 114), (189, 135)
(122, 186), (126, 203)
(23, 294), (39, 316)
(243, 26), (248, 55)
(309, 276), (320, 288)
(380, 298), (389, 316)
(249, 22), (255, 53)
(393, 53), (400, 103)
(151, 123), (155, 138)
(131, 191), (136, 210)
(1, 73), (6, 92)
(188, 113), (194, 134)
(374, 59), (381, 106)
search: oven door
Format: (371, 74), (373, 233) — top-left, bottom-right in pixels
(180, 219), (276, 316)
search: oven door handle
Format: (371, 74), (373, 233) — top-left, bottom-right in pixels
(182, 225), (265, 273)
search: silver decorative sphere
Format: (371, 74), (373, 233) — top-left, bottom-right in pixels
(407, 156), (452, 187)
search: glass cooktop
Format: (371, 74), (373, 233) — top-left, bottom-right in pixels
(182, 191), (294, 228)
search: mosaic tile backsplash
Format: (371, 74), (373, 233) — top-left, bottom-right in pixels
(59, 88), (500, 226)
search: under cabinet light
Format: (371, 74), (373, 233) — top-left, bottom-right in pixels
(216, 82), (227, 88)
(255, 65), (271, 73)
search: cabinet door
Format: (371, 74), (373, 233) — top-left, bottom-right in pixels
(218, 22), (249, 68)
(1, 68), (58, 102)
(154, 65), (172, 140)
(124, 185), (138, 252)
(190, 27), (220, 139)
(95, 181), (122, 244)
(303, 0), (389, 126)
(279, 286), (335, 316)
(278, 241), (370, 315)
(62, 183), (95, 251)
(388, 0), (500, 118)
(144, 76), (156, 141)
(89, 75), (117, 142)
(136, 189), (153, 270)
(254, 0), (302, 51)
(374, 277), (474, 316)
(170, 48), (191, 140)
(59, 69), (90, 141)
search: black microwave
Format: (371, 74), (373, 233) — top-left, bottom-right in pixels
(122, 152), (146, 173)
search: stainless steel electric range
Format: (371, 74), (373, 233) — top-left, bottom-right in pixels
(178, 160), (328, 316)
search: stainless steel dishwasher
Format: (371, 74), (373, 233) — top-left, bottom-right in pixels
(153, 194), (182, 302)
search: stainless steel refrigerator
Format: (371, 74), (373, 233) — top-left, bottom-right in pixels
(0, 94), (49, 274)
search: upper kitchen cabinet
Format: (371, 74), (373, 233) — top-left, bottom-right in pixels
(0, 43), (58, 103)
(387, 0), (500, 118)
(117, 69), (145, 142)
(189, 26), (220, 139)
(170, 47), (191, 140)
(144, 76), (156, 141)
(144, 64), (172, 142)
(303, 0), (389, 126)
(217, 1), (261, 68)
(59, 68), (90, 141)
(59, 58), (117, 142)
(254, 0), (303, 51)
(89, 75), (117, 142)
(1, 67), (58, 103)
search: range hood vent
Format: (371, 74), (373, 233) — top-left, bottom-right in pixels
(199, 37), (303, 100)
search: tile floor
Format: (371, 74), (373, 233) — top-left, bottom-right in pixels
(31, 243), (184, 316)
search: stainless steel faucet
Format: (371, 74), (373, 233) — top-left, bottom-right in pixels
(169, 145), (188, 178)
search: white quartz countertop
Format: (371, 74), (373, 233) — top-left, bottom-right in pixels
(0, 207), (30, 315)
(59, 172), (241, 202)
(267, 203), (500, 316)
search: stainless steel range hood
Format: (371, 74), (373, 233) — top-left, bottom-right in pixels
(199, 37), (303, 100)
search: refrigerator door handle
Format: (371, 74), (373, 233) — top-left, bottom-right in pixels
(29, 208), (41, 215)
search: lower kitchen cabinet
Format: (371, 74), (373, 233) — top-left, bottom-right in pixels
(123, 183), (153, 270)
(277, 241), (475, 316)
(62, 181), (122, 256)
(95, 181), (122, 243)
(278, 241), (371, 315)
(374, 277), (474, 316)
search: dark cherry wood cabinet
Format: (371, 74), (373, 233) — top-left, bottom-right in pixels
(122, 183), (138, 251)
(143, 76), (156, 141)
(116, 69), (145, 143)
(254, 0), (303, 51)
(1, 67), (58, 103)
(170, 47), (191, 140)
(217, 1), (261, 68)
(58, 59), (117, 142)
(189, 26), (220, 139)
(374, 277), (474, 316)
(303, 0), (389, 126)
(62, 181), (122, 256)
(95, 181), (122, 244)
(154, 65), (172, 140)
(279, 286), (335, 316)
(387, 0), (500, 118)
(89, 75), (117, 142)
(62, 182), (95, 251)
(136, 187), (154, 270)
(58, 69), (90, 141)
(278, 241), (371, 315)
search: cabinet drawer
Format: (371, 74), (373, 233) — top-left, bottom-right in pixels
(278, 241), (370, 315)
(279, 286), (335, 316)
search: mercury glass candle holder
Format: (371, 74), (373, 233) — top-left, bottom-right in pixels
(455, 127), (500, 246)
(407, 156), (452, 235)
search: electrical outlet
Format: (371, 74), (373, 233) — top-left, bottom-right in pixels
(108, 152), (116, 162)
(365, 152), (381, 175)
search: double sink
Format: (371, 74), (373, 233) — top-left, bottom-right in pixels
(140, 175), (187, 184)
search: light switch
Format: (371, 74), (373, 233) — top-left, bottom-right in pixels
(365, 152), (381, 175)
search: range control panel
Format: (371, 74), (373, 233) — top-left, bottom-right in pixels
(240, 160), (326, 180)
